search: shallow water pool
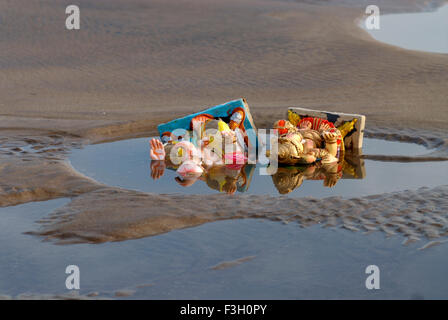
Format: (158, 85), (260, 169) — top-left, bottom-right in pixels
(69, 137), (448, 198)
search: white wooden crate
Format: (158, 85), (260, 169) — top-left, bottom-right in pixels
(288, 107), (366, 150)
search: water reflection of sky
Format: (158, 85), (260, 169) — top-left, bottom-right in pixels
(363, 5), (448, 54)
(69, 137), (448, 198)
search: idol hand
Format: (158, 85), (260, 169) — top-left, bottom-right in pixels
(150, 138), (166, 160)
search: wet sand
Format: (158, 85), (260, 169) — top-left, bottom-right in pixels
(0, 0), (448, 248)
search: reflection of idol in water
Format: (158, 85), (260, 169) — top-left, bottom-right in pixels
(271, 162), (343, 195)
(203, 164), (250, 194)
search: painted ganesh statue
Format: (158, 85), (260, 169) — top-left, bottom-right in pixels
(271, 114), (356, 166)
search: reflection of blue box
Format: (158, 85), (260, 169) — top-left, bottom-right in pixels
(157, 98), (258, 149)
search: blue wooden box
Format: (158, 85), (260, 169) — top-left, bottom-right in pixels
(157, 98), (258, 149)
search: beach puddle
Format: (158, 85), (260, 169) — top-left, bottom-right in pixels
(363, 5), (448, 54)
(2, 200), (448, 299)
(69, 137), (448, 198)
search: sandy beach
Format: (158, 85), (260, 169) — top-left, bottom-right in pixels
(0, 0), (448, 299)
